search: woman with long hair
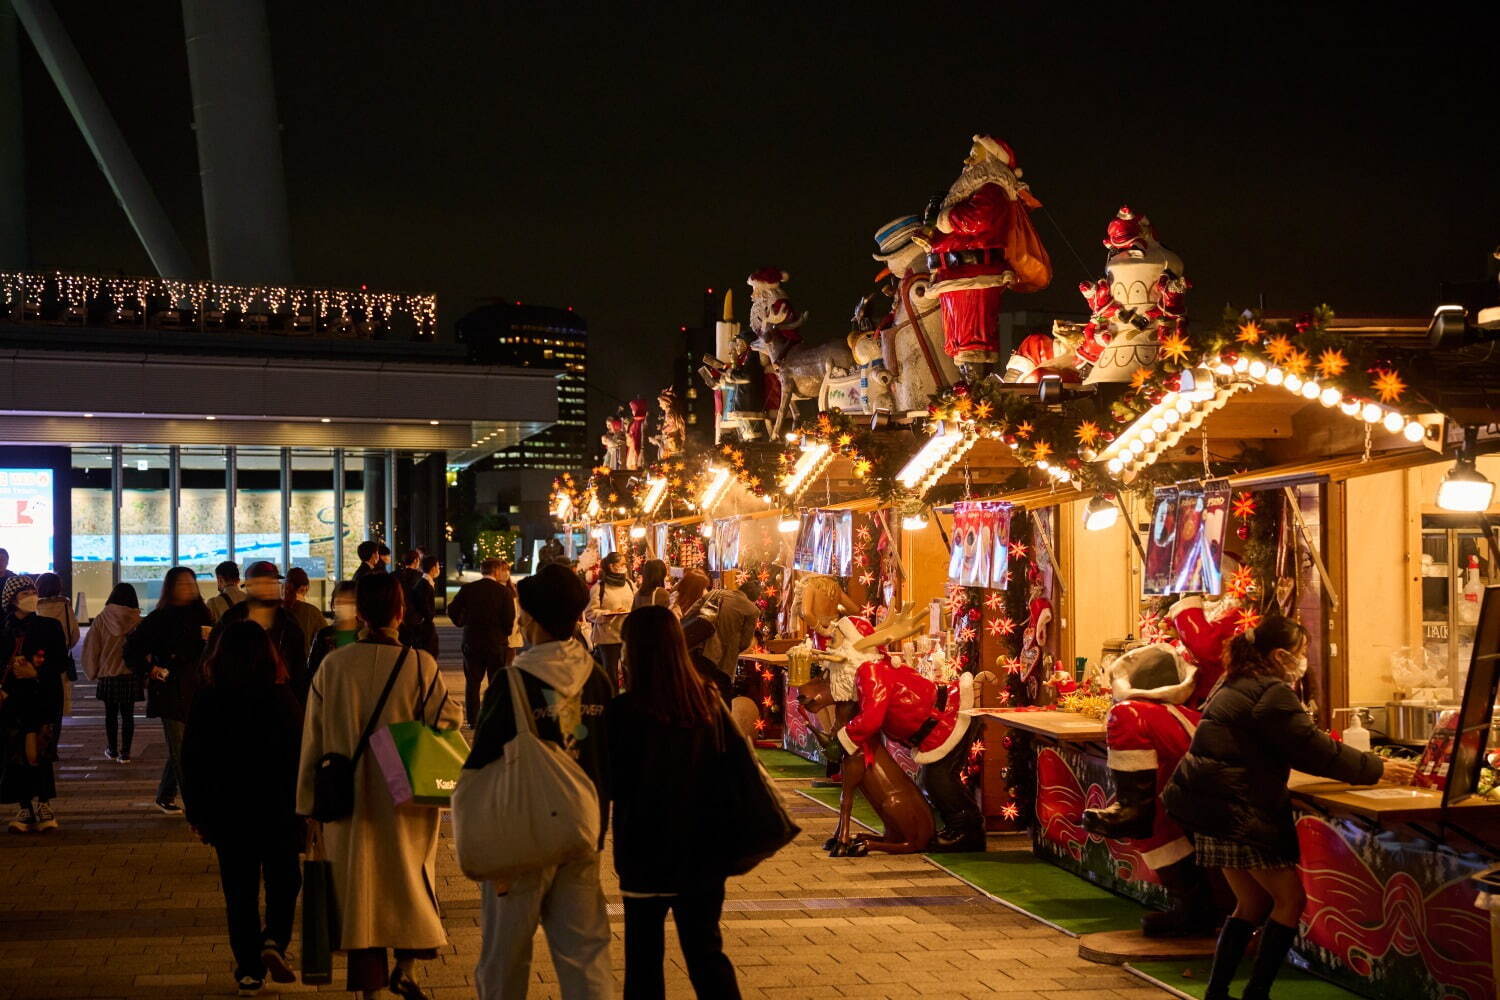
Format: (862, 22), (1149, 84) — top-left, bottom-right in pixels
(82, 583), (142, 762)
(282, 567), (327, 658)
(608, 605), (741, 1000)
(585, 551), (635, 682)
(1164, 617), (1416, 1000)
(632, 559), (670, 611)
(123, 566), (213, 815)
(184, 621), (304, 996)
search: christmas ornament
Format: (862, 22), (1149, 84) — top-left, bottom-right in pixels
(1372, 368), (1407, 404)
(1316, 348), (1349, 379)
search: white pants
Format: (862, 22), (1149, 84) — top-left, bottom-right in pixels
(476, 853), (613, 999)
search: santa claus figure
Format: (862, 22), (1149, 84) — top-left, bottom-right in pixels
(916, 134), (1052, 381)
(827, 604), (982, 852)
(1003, 324), (1085, 384)
(624, 397), (649, 470)
(1102, 205), (1148, 256)
(746, 267), (806, 367)
(1082, 595), (1242, 937)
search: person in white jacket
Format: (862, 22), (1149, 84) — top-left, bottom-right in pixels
(81, 584), (142, 762)
(584, 551), (634, 684)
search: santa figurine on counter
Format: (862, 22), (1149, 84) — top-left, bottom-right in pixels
(1082, 594), (1244, 938)
(802, 603), (982, 852)
(913, 134), (1052, 382)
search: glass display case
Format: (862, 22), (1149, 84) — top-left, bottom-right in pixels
(1420, 515), (1495, 701)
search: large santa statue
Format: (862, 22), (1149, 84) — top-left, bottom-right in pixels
(1082, 595), (1242, 937)
(915, 134), (1052, 382)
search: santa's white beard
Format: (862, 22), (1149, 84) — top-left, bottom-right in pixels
(943, 156), (1020, 209)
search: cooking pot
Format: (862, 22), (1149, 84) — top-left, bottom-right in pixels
(1384, 700), (1458, 744)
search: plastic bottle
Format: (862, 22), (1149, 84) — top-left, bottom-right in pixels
(1460, 555), (1482, 626)
(1344, 709), (1372, 752)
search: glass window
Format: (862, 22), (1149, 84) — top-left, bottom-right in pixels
(179, 447), (228, 599)
(1420, 516), (1495, 701)
(234, 447), (283, 570)
(120, 446), (172, 601)
(342, 454), (367, 579)
(69, 447), (115, 617)
(290, 449), (336, 610)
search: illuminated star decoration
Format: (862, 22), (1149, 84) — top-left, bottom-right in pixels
(1129, 367), (1152, 391)
(1225, 565), (1258, 599)
(1015, 420), (1034, 440)
(974, 401), (993, 420)
(853, 459), (872, 478)
(1009, 540), (1029, 561)
(1031, 440), (1052, 464)
(1236, 607), (1263, 631)
(1283, 349), (1311, 378)
(858, 571), (875, 587)
(1074, 420), (1101, 448)
(1231, 491), (1257, 520)
(984, 592), (1004, 610)
(1263, 334), (1295, 365)
(860, 603), (877, 619)
(994, 615), (1017, 635)
(1157, 329), (1192, 366)
(1371, 368), (1407, 404)
(1000, 801), (1021, 821)
(1316, 348), (1349, 379)
(956, 625), (977, 643)
(1236, 321), (1264, 345)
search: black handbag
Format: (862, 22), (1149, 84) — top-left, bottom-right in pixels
(310, 646), (409, 823)
(715, 707), (800, 876)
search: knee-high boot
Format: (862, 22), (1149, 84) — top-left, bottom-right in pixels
(1081, 769), (1156, 840)
(1204, 916), (1256, 1000)
(1241, 919), (1298, 1000)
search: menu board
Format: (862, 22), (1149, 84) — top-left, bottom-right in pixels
(947, 501), (1012, 589)
(1143, 482), (1231, 596)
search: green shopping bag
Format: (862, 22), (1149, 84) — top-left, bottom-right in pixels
(370, 720), (470, 808)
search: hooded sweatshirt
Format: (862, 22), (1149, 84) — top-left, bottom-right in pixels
(82, 603), (142, 680)
(463, 637), (614, 842)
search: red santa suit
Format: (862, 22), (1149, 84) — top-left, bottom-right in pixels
(928, 136), (1051, 365)
(836, 655), (973, 766)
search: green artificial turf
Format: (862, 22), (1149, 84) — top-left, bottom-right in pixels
(1132, 959), (1361, 999)
(924, 850), (1142, 936)
(798, 784), (883, 832)
(755, 747), (826, 780)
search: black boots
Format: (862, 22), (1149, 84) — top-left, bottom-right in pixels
(930, 825), (986, 853)
(1242, 919), (1298, 1000)
(1140, 855), (1220, 938)
(1204, 916), (1256, 1000)
(1203, 917), (1298, 1000)
(1082, 769), (1157, 840)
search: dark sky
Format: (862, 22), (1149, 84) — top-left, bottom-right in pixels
(19, 3), (1500, 429)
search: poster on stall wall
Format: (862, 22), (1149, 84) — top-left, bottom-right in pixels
(988, 504), (1013, 590)
(595, 525), (617, 560)
(792, 511), (818, 571)
(1142, 488), (1178, 596)
(1168, 488), (1206, 592)
(829, 511), (853, 576)
(709, 517), (740, 571)
(946, 502), (1010, 588)
(947, 505), (970, 583)
(654, 523), (668, 561)
(1183, 482), (1230, 594)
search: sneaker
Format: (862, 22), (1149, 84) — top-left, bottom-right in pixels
(260, 944), (295, 984)
(103, 748), (118, 761)
(32, 801), (57, 832)
(7, 804), (34, 834)
(154, 799), (183, 815)
(117, 754), (131, 764)
(236, 974), (264, 996)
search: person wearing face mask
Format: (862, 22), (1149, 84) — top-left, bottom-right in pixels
(209, 562), (309, 704)
(1, 575), (69, 833)
(1164, 617), (1418, 1000)
(585, 552), (634, 683)
(308, 581), (360, 684)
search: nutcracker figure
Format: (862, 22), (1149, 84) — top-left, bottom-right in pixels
(914, 134), (1052, 381)
(1082, 596), (1242, 937)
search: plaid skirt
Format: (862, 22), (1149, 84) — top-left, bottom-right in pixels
(1194, 833), (1298, 870)
(94, 674), (141, 704)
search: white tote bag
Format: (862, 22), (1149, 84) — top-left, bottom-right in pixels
(451, 668), (600, 882)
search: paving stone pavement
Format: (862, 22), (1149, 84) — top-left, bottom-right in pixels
(0, 625), (1172, 999)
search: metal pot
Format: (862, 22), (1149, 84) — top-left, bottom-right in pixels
(1384, 701), (1459, 744)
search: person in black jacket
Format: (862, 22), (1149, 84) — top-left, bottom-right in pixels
(209, 562), (308, 704)
(447, 557), (516, 726)
(1163, 617), (1416, 1000)
(608, 605), (741, 1000)
(123, 566), (213, 816)
(307, 580), (360, 683)
(399, 554), (440, 657)
(464, 562), (613, 1000)
(183, 621), (304, 996)
(1, 575), (70, 833)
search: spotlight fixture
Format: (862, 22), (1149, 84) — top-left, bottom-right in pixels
(778, 509), (801, 533)
(1083, 494), (1119, 531)
(900, 508), (931, 531)
(628, 519), (647, 540)
(1437, 429), (1495, 512)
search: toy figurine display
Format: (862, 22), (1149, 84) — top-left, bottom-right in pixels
(624, 397), (649, 470)
(1081, 595), (1242, 937)
(600, 414), (626, 470)
(857, 214), (959, 414)
(797, 574), (859, 639)
(651, 386), (685, 460)
(746, 267), (807, 367)
(914, 134), (1052, 382)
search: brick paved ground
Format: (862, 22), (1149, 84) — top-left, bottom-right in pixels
(0, 626), (1172, 1000)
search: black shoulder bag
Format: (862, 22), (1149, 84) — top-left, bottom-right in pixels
(310, 645), (409, 822)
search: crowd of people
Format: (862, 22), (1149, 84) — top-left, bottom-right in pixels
(0, 542), (765, 999)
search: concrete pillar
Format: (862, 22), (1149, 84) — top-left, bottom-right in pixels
(181, 0), (292, 285)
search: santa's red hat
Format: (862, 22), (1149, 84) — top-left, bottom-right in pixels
(747, 267), (788, 287)
(972, 134), (1020, 172)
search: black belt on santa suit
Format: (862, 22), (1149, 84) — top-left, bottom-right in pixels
(926, 248), (1005, 271)
(905, 685), (949, 749)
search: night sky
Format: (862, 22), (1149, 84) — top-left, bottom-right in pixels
(18, 4), (1500, 431)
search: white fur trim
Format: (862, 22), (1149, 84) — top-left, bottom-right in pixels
(929, 273), (1015, 295)
(935, 207), (953, 233)
(913, 673), (974, 765)
(1141, 836), (1195, 869)
(837, 726), (859, 756)
(1107, 748), (1158, 771)
(1108, 642), (1197, 705)
(1167, 595), (1204, 620)
(1005, 353), (1038, 379)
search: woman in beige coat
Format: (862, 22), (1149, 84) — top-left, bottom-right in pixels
(297, 573), (462, 1000)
